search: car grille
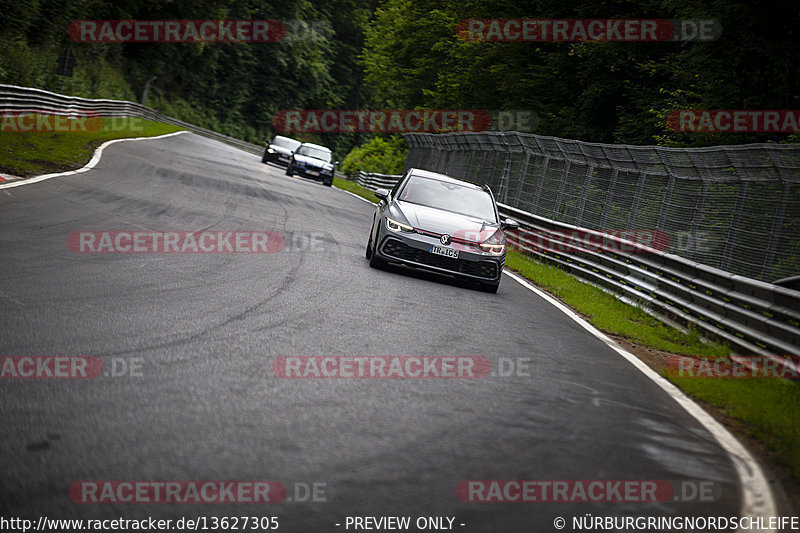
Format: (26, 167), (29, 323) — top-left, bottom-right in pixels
(381, 238), (498, 279)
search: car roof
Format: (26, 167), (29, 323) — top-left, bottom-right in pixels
(272, 136), (300, 144)
(298, 142), (331, 152)
(407, 168), (487, 191)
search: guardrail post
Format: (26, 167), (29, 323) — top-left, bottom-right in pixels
(553, 160), (569, 221)
(514, 151), (531, 208)
(627, 172), (647, 229)
(763, 182), (791, 281)
(721, 181), (748, 274)
(575, 165), (594, 228)
(532, 157), (549, 216)
(599, 168), (618, 228)
(656, 174), (676, 232)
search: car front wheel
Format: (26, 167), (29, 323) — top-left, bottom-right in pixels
(368, 238), (387, 269)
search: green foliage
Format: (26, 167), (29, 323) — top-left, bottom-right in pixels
(0, 0), (373, 150)
(0, 116), (182, 177)
(340, 135), (407, 175)
(361, 0), (800, 146)
(3, 0), (800, 152)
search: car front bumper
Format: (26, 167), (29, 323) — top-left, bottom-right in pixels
(375, 232), (503, 282)
(292, 165), (334, 181)
(264, 151), (292, 165)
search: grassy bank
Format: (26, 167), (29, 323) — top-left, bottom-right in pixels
(0, 115), (183, 178)
(506, 248), (799, 482)
(335, 177), (800, 485)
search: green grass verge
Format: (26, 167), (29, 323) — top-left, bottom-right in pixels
(0, 116), (183, 177)
(335, 177), (799, 483)
(506, 248), (799, 484)
(333, 177), (381, 203)
(504, 251), (728, 358)
(672, 377), (800, 480)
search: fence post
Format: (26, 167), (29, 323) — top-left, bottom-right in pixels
(721, 181), (748, 274)
(763, 182), (791, 281)
(575, 165), (594, 228)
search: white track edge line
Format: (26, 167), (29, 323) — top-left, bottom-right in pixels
(334, 186), (378, 205)
(0, 130), (189, 190)
(503, 269), (776, 523)
(333, 182), (776, 519)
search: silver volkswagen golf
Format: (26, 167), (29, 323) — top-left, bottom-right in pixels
(365, 168), (518, 293)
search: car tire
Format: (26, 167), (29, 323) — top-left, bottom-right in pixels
(324, 180), (332, 187)
(285, 165), (293, 177)
(261, 150), (269, 163)
(368, 240), (387, 270)
(366, 236), (373, 259)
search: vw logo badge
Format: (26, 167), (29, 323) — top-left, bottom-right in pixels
(440, 234), (451, 245)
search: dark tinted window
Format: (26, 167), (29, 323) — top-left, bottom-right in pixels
(397, 175), (496, 221)
(296, 145), (332, 162)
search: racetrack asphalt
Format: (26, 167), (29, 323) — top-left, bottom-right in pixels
(0, 133), (759, 531)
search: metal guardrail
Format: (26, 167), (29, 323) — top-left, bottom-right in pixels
(3, 83), (798, 368)
(353, 170), (800, 369)
(355, 170), (401, 190)
(403, 131), (800, 284)
(0, 84), (264, 156)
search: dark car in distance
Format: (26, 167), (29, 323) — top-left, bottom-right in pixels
(285, 142), (338, 186)
(262, 136), (302, 166)
(365, 168), (518, 293)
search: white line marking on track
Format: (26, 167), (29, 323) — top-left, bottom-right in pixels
(334, 186), (378, 204)
(503, 269), (776, 522)
(0, 130), (189, 190)
(282, 175), (777, 519)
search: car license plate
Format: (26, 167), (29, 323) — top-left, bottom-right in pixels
(429, 245), (458, 258)
(307, 170), (319, 176)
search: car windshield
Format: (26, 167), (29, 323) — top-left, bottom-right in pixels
(272, 137), (300, 150)
(296, 145), (332, 162)
(397, 175), (497, 221)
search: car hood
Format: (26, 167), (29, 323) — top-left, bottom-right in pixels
(294, 154), (333, 170)
(394, 201), (500, 239)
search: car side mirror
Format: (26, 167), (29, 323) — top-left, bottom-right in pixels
(502, 218), (519, 230)
(334, 160), (340, 166)
(374, 188), (389, 201)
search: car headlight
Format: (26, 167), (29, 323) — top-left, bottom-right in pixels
(478, 229), (506, 255)
(386, 217), (414, 233)
(267, 148), (275, 153)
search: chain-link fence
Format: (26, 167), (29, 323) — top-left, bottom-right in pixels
(403, 132), (800, 282)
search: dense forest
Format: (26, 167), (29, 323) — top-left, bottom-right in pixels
(2, 0), (799, 160)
